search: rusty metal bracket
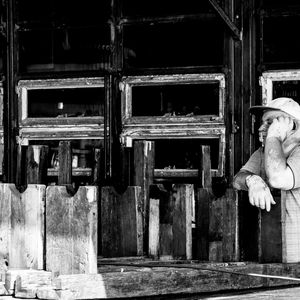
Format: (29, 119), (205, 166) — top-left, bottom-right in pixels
(208, 0), (242, 41)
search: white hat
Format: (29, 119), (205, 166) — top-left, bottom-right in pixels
(249, 97), (300, 120)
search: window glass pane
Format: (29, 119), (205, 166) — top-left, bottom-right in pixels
(123, 20), (224, 68)
(155, 139), (219, 170)
(27, 87), (104, 118)
(132, 82), (219, 117)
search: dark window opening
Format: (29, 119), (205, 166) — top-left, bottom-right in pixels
(273, 81), (300, 102)
(132, 83), (219, 117)
(263, 16), (300, 64)
(121, 0), (222, 17)
(155, 139), (219, 170)
(123, 20), (224, 68)
(15, 0), (110, 26)
(27, 87), (104, 118)
(18, 26), (110, 72)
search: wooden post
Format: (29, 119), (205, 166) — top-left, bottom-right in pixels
(58, 141), (72, 186)
(46, 186), (98, 274)
(173, 184), (193, 260)
(196, 145), (212, 260)
(148, 198), (160, 258)
(92, 148), (104, 186)
(26, 145), (49, 185)
(101, 186), (143, 257)
(133, 141), (155, 254)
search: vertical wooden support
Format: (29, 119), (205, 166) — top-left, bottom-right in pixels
(58, 141), (72, 186)
(173, 184), (193, 260)
(26, 145), (49, 184)
(101, 186), (143, 257)
(196, 145), (212, 260)
(0, 184), (45, 270)
(258, 191), (284, 263)
(133, 141), (155, 253)
(148, 197), (160, 258)
(46, 186), (98, 274)
(92, 148), (104, 185)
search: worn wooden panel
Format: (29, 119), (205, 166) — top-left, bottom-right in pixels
(259, 192), (283, 263)
(173, 184), (193, 260)
(26, 145), (49, 185)
(148, 198), (160, 258)
(196, 188), (212, 260)
(58, 141), (72, 185)
(209, 188), (239, 262)
(101, 186), (143, 257)
(46, 185), (98, 274)
(0, 184), (45, 270)
(133, 141), (155, 253)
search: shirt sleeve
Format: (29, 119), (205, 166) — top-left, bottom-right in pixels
(287, 145), (300, 189)
(240, 148), (263, 176)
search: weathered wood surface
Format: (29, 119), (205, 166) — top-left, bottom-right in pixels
(173, 184), (193, 260)
(46, 185), (98, 275)
(58, 141), (72, 185)
(148, 198), (160, 258)
(101, 186), (143, 257)
(133, 140), (155, 253)
(0, 184), (45, 271)
(209, 188), (239, 262)
(259, 192), (282, 263)
(26, 145), (49, 185)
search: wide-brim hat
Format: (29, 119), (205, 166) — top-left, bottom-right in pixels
(249, 97), (300, 120)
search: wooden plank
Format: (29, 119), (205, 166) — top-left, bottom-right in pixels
(92, 148), (104, 185)
(173, 184), (193, 260)
(52, 263), (300, 299)
(101, 186), (143, 257)
(148, 198), (160, 258)
(46, 185), (98, 274)
(199, 145), (212, 189)
(209, 188), (239, 262)
(133, 141), (155, 254)
(196, 188), (211, 260)
(0, 184), (45, 270)
(26, 145), (49, 184)
(58, 141), (72, 186)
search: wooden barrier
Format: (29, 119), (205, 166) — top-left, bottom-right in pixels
(101, 186), (143, 257)
(46, 185), (98, 274)
(148, 184), (193, 260)
(0, 184), (45, 270)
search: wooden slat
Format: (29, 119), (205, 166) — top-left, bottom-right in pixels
(26, 145), (49, 185)
(148, 198), (160, 258)
(209, 188), (239, 262)
(133, 141), (155, 254)
(58, 141), (72, 185)
(0, 184), (45, 270)
(173, 184), (193, 260)
(101, 186), (143, 257)
(258, 192), (285, 263)
(46, 186), (98, 274)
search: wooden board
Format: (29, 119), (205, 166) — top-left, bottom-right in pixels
(209, 188), (239, 262)
(46, 185), (98, 274)
(0, 184), (45, 270)
(101, 186), (143, 257)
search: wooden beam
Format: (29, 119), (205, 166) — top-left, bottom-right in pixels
(26, 145), (49, 185)
(133, 140), (155, 254)
(58, 141), (72, 186)
(208, 0), (241, 40)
